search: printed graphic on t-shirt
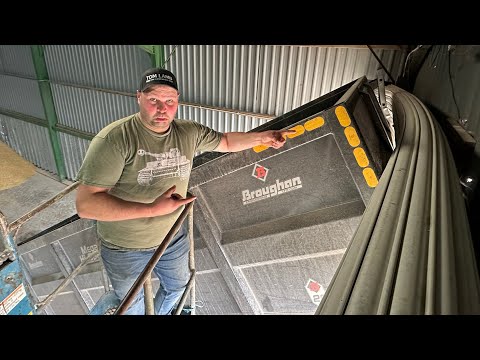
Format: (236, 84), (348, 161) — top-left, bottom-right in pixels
(136, 148), (190, 186)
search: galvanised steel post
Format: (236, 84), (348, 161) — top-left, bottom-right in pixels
(30, 45), (66, 181)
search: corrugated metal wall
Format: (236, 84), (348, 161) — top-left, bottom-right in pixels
(0, 46), (52, 172)
(45, 45), (150, 92)
(413, 45), (480, 158)
(167, 45), (404, 118)
(0, 74), (45, 119)
(0, 114), (56, 173)
(0, 45), (406, 180)
(0, 45), (36, 77)
(167, 45), (405, 141)
(58, 133), (91, 181)
(51, 84), (138, 134)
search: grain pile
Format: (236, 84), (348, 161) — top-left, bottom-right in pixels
(0, 141), (36, 190)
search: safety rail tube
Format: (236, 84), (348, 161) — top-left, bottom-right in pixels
(143, 274), (155, 315)
(114, 200), (195, 315)
(174, 205), (196, 315)
(174, 270), (196, 315)
(8, 181), (80, 234)
(316, 85), (480, 315)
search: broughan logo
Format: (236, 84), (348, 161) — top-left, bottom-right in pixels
(241, 177), (302, 205)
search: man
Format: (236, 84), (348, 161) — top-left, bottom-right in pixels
(75, 67), (294, 315)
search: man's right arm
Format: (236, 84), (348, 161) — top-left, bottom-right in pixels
(75, 184), (196, 221)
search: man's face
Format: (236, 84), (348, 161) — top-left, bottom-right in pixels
(137, 85), (179, 133)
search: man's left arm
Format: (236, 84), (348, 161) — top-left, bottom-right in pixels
(215, 129), (295, 153)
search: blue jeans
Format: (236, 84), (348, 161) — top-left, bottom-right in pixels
(100, 221), (190, 315)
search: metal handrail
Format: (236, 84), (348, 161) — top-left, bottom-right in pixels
(8, 181), (80, 234)
(1, 175), (199, 315)
(1, 181), (80, 262)
(316, 85), (480, 314)
(0, 180), (83, 313)
(142, 203), (197, 315)
(114, 199), (196, 315)
(174, 204), (196, 315)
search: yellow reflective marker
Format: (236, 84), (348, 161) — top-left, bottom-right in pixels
(253, 145), (269, 153)
(344, 126), (360, 147)
(286, 125), (305, 138)
(353, 147), (369, 168)
(335, 106), (351, 127)
(304, 116), (325, 131)
(363, 167), (378, 188)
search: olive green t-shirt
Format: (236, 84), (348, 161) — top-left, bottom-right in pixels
(76, 113), (222, 249)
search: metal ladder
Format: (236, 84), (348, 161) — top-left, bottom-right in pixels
(0, 181), (198, 315)
(0, 182), (81, 315)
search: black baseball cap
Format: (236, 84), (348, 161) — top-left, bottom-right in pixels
(139, 67), (178, 92)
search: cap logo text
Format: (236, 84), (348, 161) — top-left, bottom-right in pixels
(146, 73), (174, 84)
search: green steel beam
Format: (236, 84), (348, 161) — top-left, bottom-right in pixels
(152, 45), (164, 68)
(30, 45), (66, 181)
(138, 45), (154, 54)
(138, 45), (165, 68)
